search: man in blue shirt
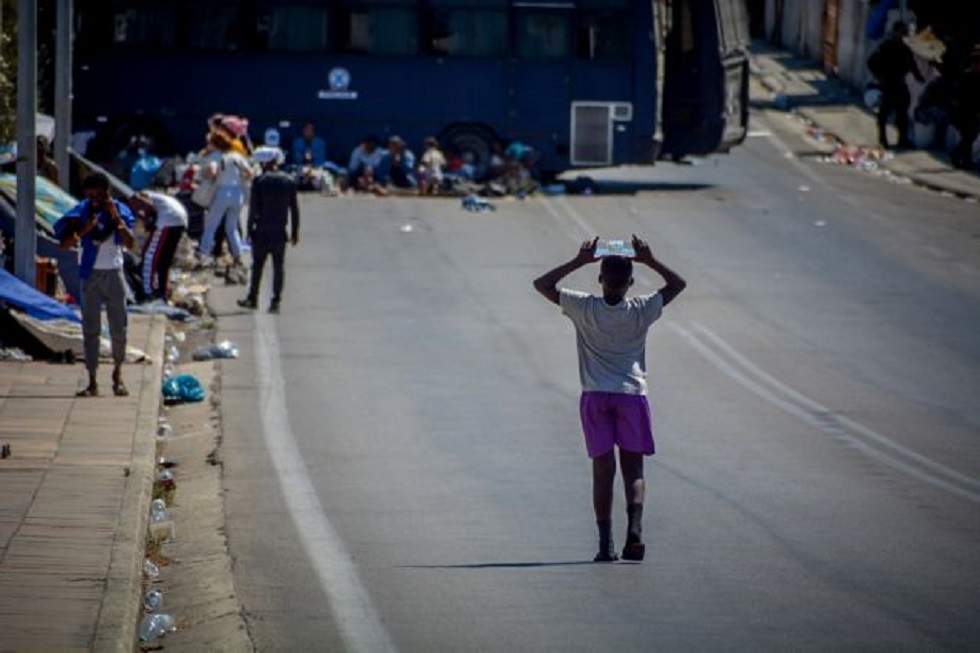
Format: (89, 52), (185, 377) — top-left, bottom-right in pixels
(375, 135), (417, 190)
(291, 122), (326, 168)
(347, 134), (385, 192)
(55, 173), (136, 397)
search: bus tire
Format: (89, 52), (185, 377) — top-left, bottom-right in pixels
(438, 123), (497, 180)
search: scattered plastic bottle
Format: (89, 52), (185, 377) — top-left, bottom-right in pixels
(148, 499), (176, 542)
(150, 499), (169, 522)
(138, 613), (176, 642)
(166, 345), (180, 364)
(144, 589), (164, 611)
(157, 423), (173, 438)
(143, 559), (160, 578)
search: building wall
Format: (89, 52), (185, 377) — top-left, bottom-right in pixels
(763, 0), (903, 88)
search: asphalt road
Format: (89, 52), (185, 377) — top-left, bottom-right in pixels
(216, 112), (980, 652)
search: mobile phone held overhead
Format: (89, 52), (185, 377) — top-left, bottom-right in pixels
(595, 240), (635, 258)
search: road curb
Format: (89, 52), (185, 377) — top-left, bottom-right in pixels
(92, 315), (166, 652)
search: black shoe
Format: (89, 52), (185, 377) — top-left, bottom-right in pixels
(237, 297), (257, 309)
(593, 550), (619, 563)
(268, 300), (280, 314)
(621, 535), (646, 562)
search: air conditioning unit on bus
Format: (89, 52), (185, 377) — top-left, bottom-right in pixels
(570, 102), (633, 167)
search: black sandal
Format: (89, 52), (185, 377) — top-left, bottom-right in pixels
(76, 385), (99, 397)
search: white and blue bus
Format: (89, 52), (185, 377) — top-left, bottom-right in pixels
(72, 0), (749, 177)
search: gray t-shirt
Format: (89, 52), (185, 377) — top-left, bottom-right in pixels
(560, 289), (664, 395)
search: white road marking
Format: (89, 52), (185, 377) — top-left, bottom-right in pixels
(670, 321), (980, 504)
(253, 313), (398, 653)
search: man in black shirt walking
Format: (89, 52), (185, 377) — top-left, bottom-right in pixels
(238, 147), (300, 314)
(868, 22), (925, 149)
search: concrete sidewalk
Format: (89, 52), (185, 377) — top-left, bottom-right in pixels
(750, 43), (980, 200)
(0, 314), (165, 652)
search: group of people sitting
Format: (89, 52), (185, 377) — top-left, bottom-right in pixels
(279, 124), (540, 197)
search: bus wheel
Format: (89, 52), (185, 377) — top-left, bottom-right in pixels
(438, 123), (497, 180)
(566, 175), (597, 195)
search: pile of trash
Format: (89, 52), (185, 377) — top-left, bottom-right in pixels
(461, 195), (496, 213)
(192, 340), (239, 361)
(801, 122), (902, 177)
(0, 347), (32, 362)
(824, 144), (891, 171)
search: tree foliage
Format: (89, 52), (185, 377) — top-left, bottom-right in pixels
(0, 1), (16, 145)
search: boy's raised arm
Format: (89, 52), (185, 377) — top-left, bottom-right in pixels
(631, 235), (687, 306)
(533, 237), (598, 306)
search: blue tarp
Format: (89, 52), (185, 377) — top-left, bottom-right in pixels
(0, 269), (81, 322)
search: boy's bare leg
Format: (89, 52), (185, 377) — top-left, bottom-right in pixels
(619, 450), (646, 560)
(592, 451), (617, 561)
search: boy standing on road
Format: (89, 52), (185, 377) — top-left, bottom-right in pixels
(237, 147), (299, 314)
(533, 235), (686, 562)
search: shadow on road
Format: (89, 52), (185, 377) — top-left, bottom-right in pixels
(400, 561), (592, 569)
(399, 560), (635, 569)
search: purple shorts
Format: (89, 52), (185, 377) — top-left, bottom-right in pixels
(579, 391), (655, 458)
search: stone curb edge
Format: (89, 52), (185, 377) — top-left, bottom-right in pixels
(92, 315), (166, 652)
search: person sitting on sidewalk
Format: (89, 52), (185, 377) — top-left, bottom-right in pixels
(868, 22), (926, 149)
(55, 173), (136, 397)
(375, 135), (418, 192)
(347, 135), (386, 193)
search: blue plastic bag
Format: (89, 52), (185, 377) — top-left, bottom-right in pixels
(130, 153), (163, 191)
(162, 374), (206, 404)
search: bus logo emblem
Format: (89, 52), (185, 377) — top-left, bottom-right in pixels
(318, 67), (358, 100)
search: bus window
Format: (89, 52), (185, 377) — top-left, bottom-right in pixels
(185, 4), (258, 51)
(339, 8), (419, 55)
(256, 5), (330, 53)
(427, 9), (508, 57)
(517, 11), (571, 60)
(109, 4), (177, 49)
(576, 12), (630, 60)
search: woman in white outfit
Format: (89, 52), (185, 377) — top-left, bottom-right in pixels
(199, 132), (253, 267)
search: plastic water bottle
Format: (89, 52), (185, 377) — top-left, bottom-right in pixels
(144, 589), (164, 611)
(143, 559), (160, 578)
(150, 499), (168, 522)
(138, 613), (176, 642)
